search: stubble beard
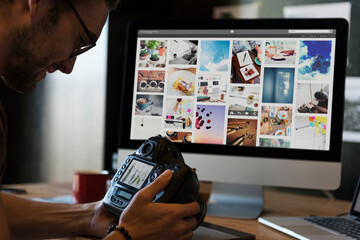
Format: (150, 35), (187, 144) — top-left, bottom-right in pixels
(3, 13), (58, 93)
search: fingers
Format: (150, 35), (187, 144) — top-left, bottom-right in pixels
(180, 230), (194, 240)
(138, 170), (173, 201)
(172, 201), (200, 218)
(171, 217), (196, 240)
(183, 216), (197, 230)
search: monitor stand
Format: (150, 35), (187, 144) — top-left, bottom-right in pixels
(206, 182), (263, 219)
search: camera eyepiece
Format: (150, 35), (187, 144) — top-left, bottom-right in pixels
(140, 142), (154, 156)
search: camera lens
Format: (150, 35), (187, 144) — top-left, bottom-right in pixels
(141, 142), (154, 156)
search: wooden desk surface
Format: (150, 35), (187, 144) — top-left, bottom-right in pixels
(3, 182), (352, 240)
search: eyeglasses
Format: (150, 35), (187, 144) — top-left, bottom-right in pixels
(65, 0), (97, 58)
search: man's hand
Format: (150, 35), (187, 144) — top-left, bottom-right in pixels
(116, 170), (200, 240)
(307, 102), (316, 109)
(86, 201), (118, 237)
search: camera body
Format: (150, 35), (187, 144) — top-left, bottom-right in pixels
(103, 135), (206, 228)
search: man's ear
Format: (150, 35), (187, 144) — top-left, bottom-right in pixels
(27, 0), (55, 20)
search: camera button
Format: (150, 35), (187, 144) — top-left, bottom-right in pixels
(114, 177), (119, 182)
(150, 173), (158, 182)
(126, 158), (131, 163)
(121, 165), (126, 169)
(171, 162), (180, 170)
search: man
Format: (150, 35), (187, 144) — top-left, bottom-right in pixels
(0, 0), (200, 239)
(307, 91), (328, 114)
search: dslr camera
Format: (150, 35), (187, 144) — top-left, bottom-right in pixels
(103, 135), (206, 229)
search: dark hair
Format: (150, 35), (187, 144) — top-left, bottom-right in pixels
(314, 91), (328, 100)
(71, 0), (121, 10)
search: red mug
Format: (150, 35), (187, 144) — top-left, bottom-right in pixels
(73, 170), (109, 204)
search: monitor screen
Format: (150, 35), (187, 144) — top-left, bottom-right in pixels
(350, 177), (360, 219)
(118, 19), (346, 162)
(353, 189), (360, 213)
(132, 31), (334, 150)
(112, 19), (347, 192)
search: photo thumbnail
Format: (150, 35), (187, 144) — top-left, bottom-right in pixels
(131, 117), (162, 140)
(197, 73), (227, 103)
(296, 83), (329, 114)
(194, 105), (226, 144)
(137, 70), (165, 93)
(200, 40), (230, 72)
(167, 67), (196, 96)
(135, 94), (163, 116)
(259, 138), (291, 148)
(293, 116), (327, 150)
(164, 98), (194, 130)
(228, 85), (259, 117)
(265, 40), (297, 65)
(169, 40), (198, 65)
(138, 40), (167, 68)
(231, 40), (262, 84)
(165, 131), (193, 143)
(298, 40), (332, 80)
(226, 119), (257, 147)
(263, 67), (295, 104)
(260, 106), (293, 136)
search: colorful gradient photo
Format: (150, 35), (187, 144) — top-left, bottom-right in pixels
(194, 105), (226, 144)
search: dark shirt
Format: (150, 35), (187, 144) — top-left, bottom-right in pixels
(0, 100), (6, 185)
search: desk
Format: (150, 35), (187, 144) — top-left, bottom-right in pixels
(3, 183), (352, 240)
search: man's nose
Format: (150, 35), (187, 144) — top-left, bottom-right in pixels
(59, 57), (77, 74)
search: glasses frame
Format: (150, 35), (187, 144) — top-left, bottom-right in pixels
(65, 0), (97, 58)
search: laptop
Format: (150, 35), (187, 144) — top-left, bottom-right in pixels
(259, 177), (360, 240)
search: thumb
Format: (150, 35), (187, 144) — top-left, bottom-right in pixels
(140, 170), (173, 201)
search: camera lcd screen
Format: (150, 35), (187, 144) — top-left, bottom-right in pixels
(120, 160), (154, 189)
(115, 189), (133, 201)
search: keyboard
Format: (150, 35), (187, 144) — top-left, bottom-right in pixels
(304, 217), (360, 240)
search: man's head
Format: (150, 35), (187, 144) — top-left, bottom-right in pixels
(0, 0), (120, 93)
(314, 91), (328, 102)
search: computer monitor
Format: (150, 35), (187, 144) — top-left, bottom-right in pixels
(109, 19), (348, 219)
